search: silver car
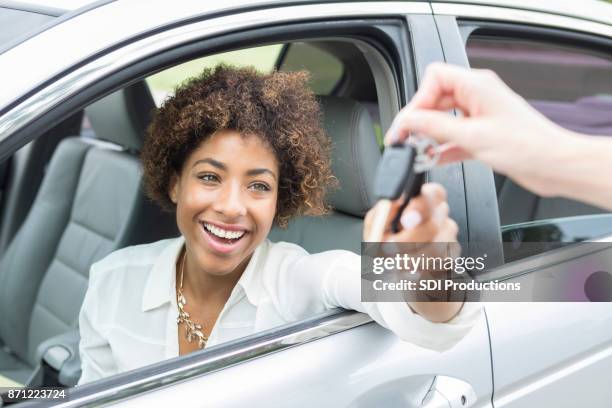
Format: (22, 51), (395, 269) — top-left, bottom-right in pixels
(0, 0), (611, 407)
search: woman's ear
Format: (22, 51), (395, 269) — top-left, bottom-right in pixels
(169, 173), (179, 204)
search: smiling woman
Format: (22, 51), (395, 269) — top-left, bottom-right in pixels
(76, 65), (479, 384)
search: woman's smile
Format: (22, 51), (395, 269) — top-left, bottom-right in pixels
(199, 220), (250, 255)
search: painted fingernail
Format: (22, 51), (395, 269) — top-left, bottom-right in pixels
(401, 210), (422, 230)
(385, 130), (398, 145)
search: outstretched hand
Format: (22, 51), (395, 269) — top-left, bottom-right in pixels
(385, 62), (576, 198)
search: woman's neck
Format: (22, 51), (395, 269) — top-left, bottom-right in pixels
(177, 247), (251, 306)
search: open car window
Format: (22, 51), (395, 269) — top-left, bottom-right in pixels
(0, 26), (400, 398)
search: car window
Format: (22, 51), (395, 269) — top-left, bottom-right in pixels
(466, 36), (612, 243)
(146, 44), (283, 105)
(0, 36), (396, 394)
(278, 42), (344, 94)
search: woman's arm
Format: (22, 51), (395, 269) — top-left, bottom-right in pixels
(280, 183), (480, 352)
(306, 249), (482, 352)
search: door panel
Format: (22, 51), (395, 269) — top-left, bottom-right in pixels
(116, 317), (492, 408)
(486, 303), (612, 408)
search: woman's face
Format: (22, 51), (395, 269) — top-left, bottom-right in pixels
(170, 129), (279, 276)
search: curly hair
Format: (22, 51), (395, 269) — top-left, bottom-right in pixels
(141, 65), (337, 228)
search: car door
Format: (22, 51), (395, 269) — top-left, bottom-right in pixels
(100, 8), (492, 408)
(0, 2), (492, 407)
(432, 2), (612, 407)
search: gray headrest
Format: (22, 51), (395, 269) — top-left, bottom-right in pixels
(320, 96), (381, 217)
(85, 81), (155, 152)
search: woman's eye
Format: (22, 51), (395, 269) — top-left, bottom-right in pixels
(198, 174), (219, 183)
(250, 182), (271, 192)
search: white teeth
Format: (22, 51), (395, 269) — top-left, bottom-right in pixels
(203, 223), (245, 240)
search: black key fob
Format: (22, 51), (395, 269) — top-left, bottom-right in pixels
(374, 143), (418, 200)
(373, 143), (425, 233)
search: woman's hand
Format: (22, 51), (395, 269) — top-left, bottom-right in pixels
(364, 183), (463, 323)
(363, 182), (458, 244)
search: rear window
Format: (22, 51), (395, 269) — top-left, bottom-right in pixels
(279, 42), (344, 94)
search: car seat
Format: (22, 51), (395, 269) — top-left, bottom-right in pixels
(0, 82), (177, 384)
(269, 96), (380, 254)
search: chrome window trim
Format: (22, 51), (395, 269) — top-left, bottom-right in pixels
(432, 3), (612, 38)
(0, 1), (429, 113)
(60, 310), (372, 407)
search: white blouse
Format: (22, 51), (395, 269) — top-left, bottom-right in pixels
(78, 236), (482, 384)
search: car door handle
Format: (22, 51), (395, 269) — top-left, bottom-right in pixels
(421, 375), (477, 408)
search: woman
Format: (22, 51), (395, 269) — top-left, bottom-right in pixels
(78, 65), (480, 384)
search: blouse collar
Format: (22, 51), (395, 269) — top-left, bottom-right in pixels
(141, 236), (267, 312)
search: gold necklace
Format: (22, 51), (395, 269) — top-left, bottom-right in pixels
(176, 249), (208, 349)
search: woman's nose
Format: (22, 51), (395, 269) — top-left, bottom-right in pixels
(213, 182), (247, 218)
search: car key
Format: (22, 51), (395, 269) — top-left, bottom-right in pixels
(366, 136), (439, 242)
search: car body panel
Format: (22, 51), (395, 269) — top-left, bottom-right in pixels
(112, 317), (492, 408)
(486, 303), (612, 408)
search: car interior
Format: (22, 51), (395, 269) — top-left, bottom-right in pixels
(0, 39), (388, 388)
(466, 36), (612, 228)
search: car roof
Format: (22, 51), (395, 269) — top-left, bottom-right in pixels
(0, 0), (610, 114)
(8, 0), (612, 24)
(431, 0), (612, 26)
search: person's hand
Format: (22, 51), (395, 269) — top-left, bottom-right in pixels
(363, 183), (458, 244)
(385, 62), (579, 198)
(364, 183), (464, 322)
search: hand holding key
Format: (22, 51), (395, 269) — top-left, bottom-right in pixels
(363, 182), (458, 245)
(363, 140), (463, 322)
(364, 138), (457, 244)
